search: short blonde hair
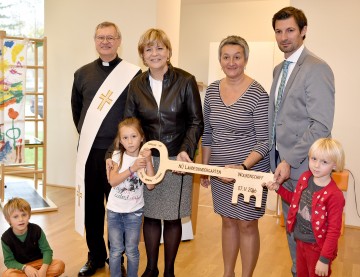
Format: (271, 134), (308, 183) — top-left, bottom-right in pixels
(3, 197), (31, 222)
(308, 138), (345, 172)
(138, 28), (172, 64)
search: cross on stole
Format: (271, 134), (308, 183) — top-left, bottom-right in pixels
(76, 185), (83, 207)
(97, 90), (113, 111)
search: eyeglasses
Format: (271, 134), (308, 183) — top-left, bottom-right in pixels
(95, 36), (119, 43)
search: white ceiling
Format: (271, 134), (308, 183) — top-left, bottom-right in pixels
(181, 0), (264, 4)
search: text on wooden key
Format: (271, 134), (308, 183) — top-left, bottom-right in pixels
(137, 140), (274, 208)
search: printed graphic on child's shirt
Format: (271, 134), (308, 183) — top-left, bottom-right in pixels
(113, 172), (143, 200)
(296, 178), (323, 236)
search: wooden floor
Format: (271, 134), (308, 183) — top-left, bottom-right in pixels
(1, 184), (359, 277)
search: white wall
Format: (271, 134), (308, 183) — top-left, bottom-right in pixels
(156, 0), (181, 66)
(179, 0), (289, 85)
(45, 0), (360, 227)
(45, 0), (157, 188)
(292, 0), (360, 228)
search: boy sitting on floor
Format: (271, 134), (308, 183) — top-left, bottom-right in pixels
(1, 197), (65, 277)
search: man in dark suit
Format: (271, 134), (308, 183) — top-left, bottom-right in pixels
(268, 7), (335, 277)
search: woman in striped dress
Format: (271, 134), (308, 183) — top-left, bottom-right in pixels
(201, 36), (270, 277)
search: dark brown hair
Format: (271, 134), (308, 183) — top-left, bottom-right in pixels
(272, 7), (308, 39)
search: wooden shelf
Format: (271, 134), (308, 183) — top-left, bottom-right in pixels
(0, 31), (55, 212)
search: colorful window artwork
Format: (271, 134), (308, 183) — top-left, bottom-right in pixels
(0, 38), (28, 164)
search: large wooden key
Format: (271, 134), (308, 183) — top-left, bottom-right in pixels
(138, 140), (274, 208)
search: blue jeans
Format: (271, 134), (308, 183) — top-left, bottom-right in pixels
(282, 179), (297, 277)
(107, 208), (143, 277)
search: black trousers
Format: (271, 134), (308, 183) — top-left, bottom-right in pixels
(84, 148), (111, 263)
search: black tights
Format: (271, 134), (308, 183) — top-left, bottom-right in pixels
(142, 217), (182, 277)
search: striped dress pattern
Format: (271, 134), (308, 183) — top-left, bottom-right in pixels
(202, 80), (270, 220)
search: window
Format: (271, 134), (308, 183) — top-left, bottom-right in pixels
(1, 0), (44, 167)
(0, 0), (44, 38)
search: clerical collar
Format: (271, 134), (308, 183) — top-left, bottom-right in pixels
(99, 56), (121, 67)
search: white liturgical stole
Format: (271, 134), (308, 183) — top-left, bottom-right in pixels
(75, 60), (140, 235)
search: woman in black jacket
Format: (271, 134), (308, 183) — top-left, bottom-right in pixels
(124, 28), (203, 277)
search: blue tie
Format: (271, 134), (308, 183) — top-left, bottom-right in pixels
(270, 60), (292, 147)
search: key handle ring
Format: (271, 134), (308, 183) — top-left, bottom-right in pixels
(138, 140), (169, 185)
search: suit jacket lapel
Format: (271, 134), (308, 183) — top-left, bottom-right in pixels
(281, 47), (309, 102)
